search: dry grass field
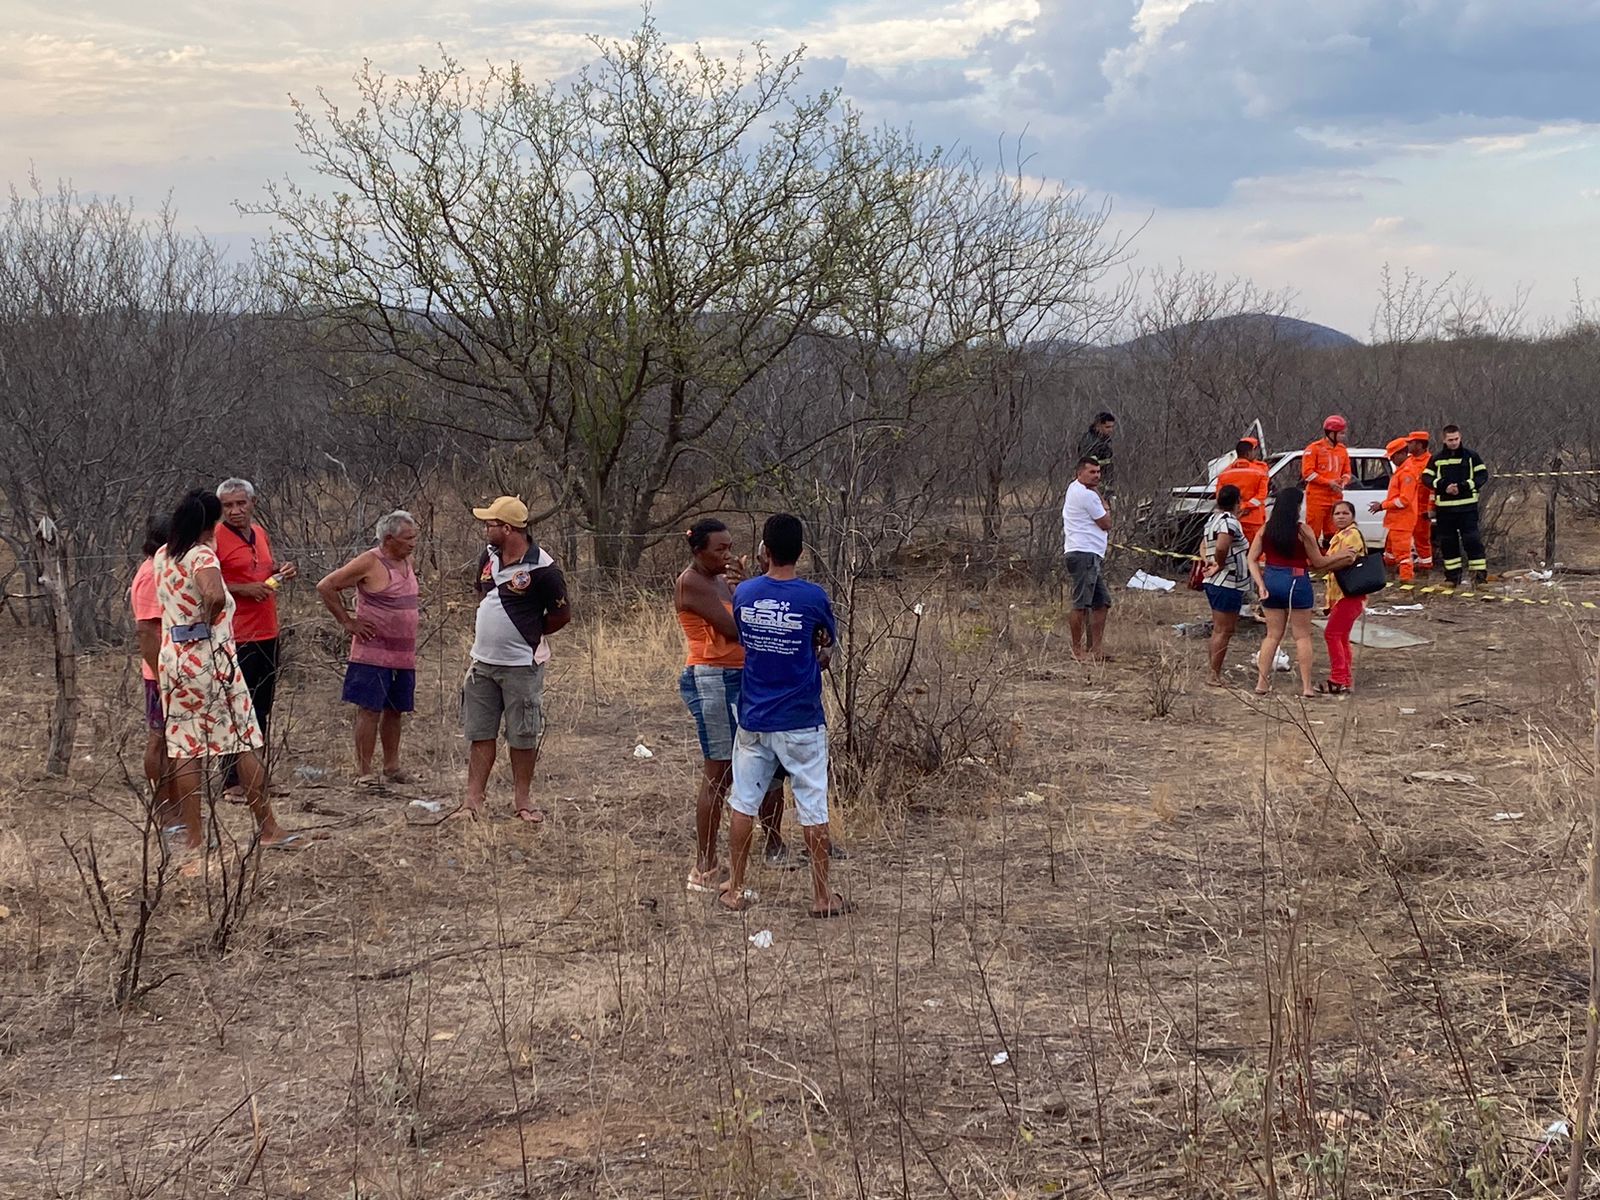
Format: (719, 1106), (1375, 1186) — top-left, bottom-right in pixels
(3, 545), (1600, 1198)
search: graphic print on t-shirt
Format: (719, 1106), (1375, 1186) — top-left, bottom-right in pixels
(733, 577), (837, 733)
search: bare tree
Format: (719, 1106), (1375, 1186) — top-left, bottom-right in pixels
(253, 21), (932, 576)
(0, 181), (273, 643)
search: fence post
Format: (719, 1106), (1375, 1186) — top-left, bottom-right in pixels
(35, 516), (78, 777)
(1546, 455), (1561, 566)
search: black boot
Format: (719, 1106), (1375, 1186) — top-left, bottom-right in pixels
(1445, 570), (1461, 589)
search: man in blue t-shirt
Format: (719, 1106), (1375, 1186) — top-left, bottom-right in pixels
(720, 513), (850, 918)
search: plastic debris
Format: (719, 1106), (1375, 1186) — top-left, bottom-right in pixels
(912, 603), (925, 616)
(1272, 649), (1291, 672)
(632, 744), (654, 760)
(1172, 621), (1214, 638)
(1127, 570), (1176, 592)
(1528, 569), (1555, 582)
(294, 765), (329, 783)
(990, 1050), (1010, 1066)
(1013, 791), (1047, 807)
(1492, 812), (1525, 822)
(749, 930), (774, 950)
(1399, 707), (1417, 715)
(1405, 769), (1477, 785)
(408, 799), (446, 813)
(1534, 1120), (1570, 1161)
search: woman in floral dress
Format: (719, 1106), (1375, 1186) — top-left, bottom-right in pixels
(154, 490), (297, 852)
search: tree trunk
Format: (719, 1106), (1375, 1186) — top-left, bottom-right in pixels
(36, 517), (78, 777)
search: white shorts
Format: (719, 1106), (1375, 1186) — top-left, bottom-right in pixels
(731, 725), (829, 827)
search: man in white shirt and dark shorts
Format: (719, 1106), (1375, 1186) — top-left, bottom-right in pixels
(461, 496), (571, 823)
(1061, 456), (1114, 662)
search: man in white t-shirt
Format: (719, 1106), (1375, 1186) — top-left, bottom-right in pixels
(1061, 456), (1114, 661)
(460, 496), (570, 823)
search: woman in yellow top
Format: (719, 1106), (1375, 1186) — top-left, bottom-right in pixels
(675, 519), (791, 893)
(1319, 500), (1367, 695)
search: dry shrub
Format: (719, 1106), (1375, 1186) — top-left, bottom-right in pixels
(829, 585), (1019, 814)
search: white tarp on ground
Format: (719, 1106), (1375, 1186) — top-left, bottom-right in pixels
(1313, 619), (1431, 649)
(1127, 570), (1177, 592)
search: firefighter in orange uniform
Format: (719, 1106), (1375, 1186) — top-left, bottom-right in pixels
(1408, 429), (1434, 571)
(1369, 437), (1422, 582)
(1216, 436), (1271, 547)
(1301, 415), (1352, 541)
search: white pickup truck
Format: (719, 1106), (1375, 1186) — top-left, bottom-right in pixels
(1169, 440), (1395, 549)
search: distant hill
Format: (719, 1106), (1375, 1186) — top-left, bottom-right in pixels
(1109, 313), (1361, 355)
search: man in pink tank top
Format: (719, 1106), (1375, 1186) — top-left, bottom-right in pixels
(316, 511), (421, 784)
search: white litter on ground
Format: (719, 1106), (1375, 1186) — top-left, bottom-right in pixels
(749, 930), (774, 949)
(632, 744), (654, 759)
(1126, 570), (1176, 592)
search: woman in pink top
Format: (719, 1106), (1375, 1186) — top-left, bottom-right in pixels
(131, 516), (173, 828)
(316, 511), (421, 783)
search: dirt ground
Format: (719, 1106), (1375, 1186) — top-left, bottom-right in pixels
(4, 548), (1600, 1198)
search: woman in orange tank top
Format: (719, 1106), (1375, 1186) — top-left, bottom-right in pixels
(676, 520), (791, 893)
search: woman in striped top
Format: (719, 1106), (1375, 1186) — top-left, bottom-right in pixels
(316, 511), (421, 784)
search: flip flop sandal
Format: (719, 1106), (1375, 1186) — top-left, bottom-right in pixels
(383, 769), (417, 785)
(354, 775), (381, 788)
(512, 807), (545, 824)
(717, 889), (758, 913)
(686, 865), (729, 893)
(264, 832), (314, 851)
(809, 895), (855, 919)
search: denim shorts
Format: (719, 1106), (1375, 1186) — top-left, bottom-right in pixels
(1204, 583), (1245, 615)
(144, 678), (164, 732)
(1262, 565), (1314, 611)
(679, 665), (740, 761)
(343, 663), (417, 713)
(731, 726), (828, 826)
(1064, 551), (1111, 611)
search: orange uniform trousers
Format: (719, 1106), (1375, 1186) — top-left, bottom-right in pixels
(1384, 523), (1418, 583)
(1304, 489), (1343, 541)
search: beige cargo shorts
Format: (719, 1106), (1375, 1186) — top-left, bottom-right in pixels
(462, 661), (544, 749)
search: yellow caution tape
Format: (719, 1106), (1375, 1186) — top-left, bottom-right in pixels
(1497, 468), (1600, 478)
(1113, 542), (1201, 562)
(1109, 542), (1600, 611)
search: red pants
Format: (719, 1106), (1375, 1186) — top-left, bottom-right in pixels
(1384, 527), (1416, 582)
(1305, 493), (1340, 541)
(1324, 596), (1364, 687)
(1413, 515), (1432, 568)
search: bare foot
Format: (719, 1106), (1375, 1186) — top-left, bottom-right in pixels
(383, 768), (416, 785)
(447, 804), (483, 823)
(1254, 683), (1271, 695)
(512, 806), (545, 825)
(1206, 675), (1226, 688)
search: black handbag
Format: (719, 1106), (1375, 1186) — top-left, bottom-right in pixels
(1333, 551), (1387, 597)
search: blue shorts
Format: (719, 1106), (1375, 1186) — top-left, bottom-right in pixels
(680, 665), (740, 761)
(1204, 583), (1245, 615)
(731, 726), (828, 826)
(1262, 566), (1314, 611)
(342, 663), (416, 713)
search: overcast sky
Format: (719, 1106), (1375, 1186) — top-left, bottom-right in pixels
(5, 0), (1597, 337)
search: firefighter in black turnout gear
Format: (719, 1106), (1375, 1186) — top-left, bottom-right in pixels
(1421, 424), (1489, 588)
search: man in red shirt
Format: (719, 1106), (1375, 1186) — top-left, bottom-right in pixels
(216, 478), (297, 786)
